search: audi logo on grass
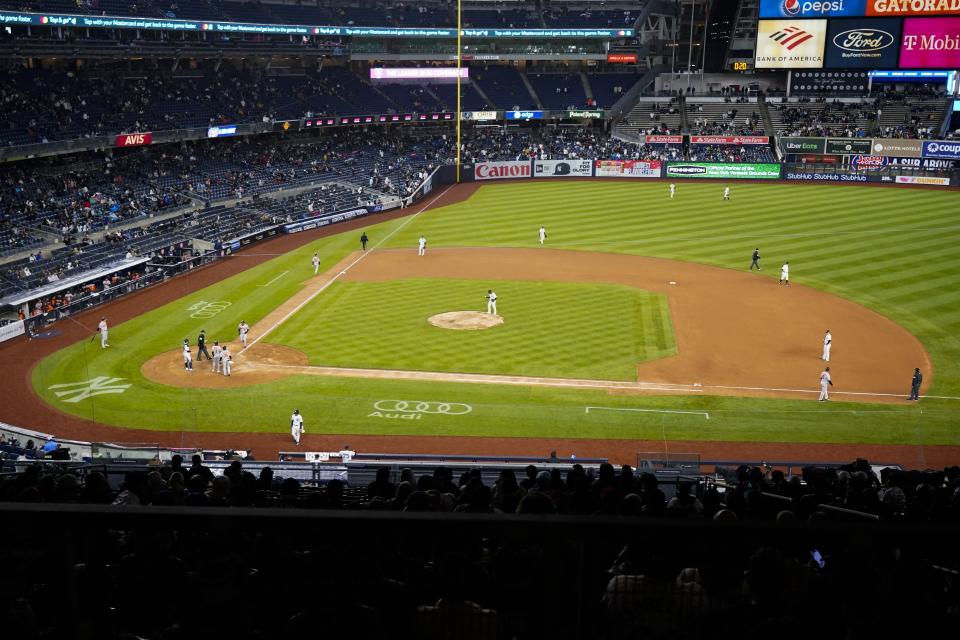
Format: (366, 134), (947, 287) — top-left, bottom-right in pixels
(369, 400), (473, 420)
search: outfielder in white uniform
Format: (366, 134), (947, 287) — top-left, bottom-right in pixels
(822, 330), (832, 362)
(211, 342), (222, 373)
(291, 409), (304, 445)
(780, 262), (790, 286)
(669, 183), (675, 199)
(723, 186), (730, 201)
(819, 367), (832, 401)
(238, 321), (250, 348)
(182, 339), (193, 371)
(418, 235), (426, 256)
(539, 226), (547, 245)
(312, 253), (320, 275)
(97, 317), (109, 348)
(487, 289), (498, 315)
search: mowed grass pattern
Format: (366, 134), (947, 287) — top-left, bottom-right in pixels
(269, 279), (676, 380)
(384, 181), (960, 394)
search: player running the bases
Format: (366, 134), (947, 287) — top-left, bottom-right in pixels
(539, 226), (547, 245)
(669, 183), (676, 199)
(723, 186), (730, 201)
(780, 261), (790, 286)
(238, 321), (250, 347)
(97, 317), (109, 348)
(291, 409), (304, 445)
(312, 253), (320, 275)
(182, 339), (193, 371)
(211, 342), (222, 373)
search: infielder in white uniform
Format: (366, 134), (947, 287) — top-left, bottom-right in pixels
(487, 289), (498, 315)
(418, 235), (426, 256)
(312, 253), (320, 275)
(238, 321), (250, 348)
(822, 329), (832, 362)
(780, 262), (790, 286)
(97, 317), (109, 348)
(723, 186), (730, 201)
(819, 367), (833, 401)
(221, 346), (231, 376)
(182, 339), (193, 371)
(211, 342), (222, 373)
(539, 226), (547, 245)
(669, 183), (675, 199)
(291, 409), (304, 445)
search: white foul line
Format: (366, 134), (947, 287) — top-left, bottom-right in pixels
(586, 406), (710, 420)
(257, 270), (289, 287)
(241, 185), (452, 354)
(700, 383), (960, 401)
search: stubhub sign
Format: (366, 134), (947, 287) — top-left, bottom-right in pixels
(760, 0), (866, 18)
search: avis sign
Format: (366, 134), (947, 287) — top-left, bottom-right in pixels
(115, 132), (153, 147)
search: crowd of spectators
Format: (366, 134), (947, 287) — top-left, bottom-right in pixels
(774, 98), (874, 138)
(689, 144), (774, 163)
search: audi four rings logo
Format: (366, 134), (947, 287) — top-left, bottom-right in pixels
(373, 400), (473, 415)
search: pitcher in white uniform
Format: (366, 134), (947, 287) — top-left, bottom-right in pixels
(487, 289), (498, 315)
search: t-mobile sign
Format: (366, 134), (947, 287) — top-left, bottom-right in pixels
(900, 18), (960, 68)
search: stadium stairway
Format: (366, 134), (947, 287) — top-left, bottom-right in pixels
(580, 72), (594, 106)
(520, 71), (545, 111)
(758, 95), (776, 138)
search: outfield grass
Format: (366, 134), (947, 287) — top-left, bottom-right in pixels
(268, 278), (675, 380)
(30, 180), (960, 445)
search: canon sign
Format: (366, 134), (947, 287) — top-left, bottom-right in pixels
(474, 161), (532, 181)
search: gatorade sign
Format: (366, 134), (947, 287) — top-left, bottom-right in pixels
(115, 132), (153, 147)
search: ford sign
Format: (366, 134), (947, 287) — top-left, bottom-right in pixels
(832, 28), (895, 51)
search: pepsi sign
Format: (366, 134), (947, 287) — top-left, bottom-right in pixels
(760, 0), (867, 18)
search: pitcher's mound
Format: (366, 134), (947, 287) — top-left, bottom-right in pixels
(429, 311), (503, 330)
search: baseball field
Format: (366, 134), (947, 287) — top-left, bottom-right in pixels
(21, 180), (960, 465)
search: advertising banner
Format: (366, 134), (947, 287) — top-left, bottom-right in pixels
(462, 111), (498, 121)
(871, 138), (923, 157)
(474, 161), (532, 181)
(922, 139), (960, 159)
(533, 159), (593, 177)
(207, 125), (239, 138)
(665, 163), (782, 179)
(0, 320), (24, 344)
(283, 208), (372, 233)
(756, 19), (828, 68)
(850, 154), (889, 169)
(895, 175), (952, 185)
(900, 17), (960, 68)
(760, 0), (867, 18)
(825, 18), (901, 67)
(784, 170), (878, 181)
(371, 67), (468, 80)
(504, 110), (544, 120)
(689, 135), (770, 145)
(115, 132), (153, 147)
(607, 53), (638, 63)
(644, 135), (684, 144)
(568, 110), (603, 119)
(594, 160), (663, 178)
(867, 0), (960, 16)
(825, 138), (873, 154)
(888, 156), (956, 168)
(789, 70), (869, 94)
(781, 137), (827, 153)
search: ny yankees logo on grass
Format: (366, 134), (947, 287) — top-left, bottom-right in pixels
(48, 376), (132, 403)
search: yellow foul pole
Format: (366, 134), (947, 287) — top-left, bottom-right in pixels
(456, 0), (462, 183)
